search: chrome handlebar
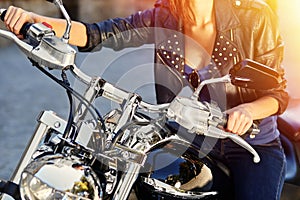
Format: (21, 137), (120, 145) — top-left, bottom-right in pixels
(0, 8), (260, 163)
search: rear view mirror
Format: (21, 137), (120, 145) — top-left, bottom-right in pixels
(229, 59), (282, 90)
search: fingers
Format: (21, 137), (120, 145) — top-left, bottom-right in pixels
(14, 12), (29, 35)
(226, 107), (253, 135)
(4, 6), (32, 35)
(4, 6), (19, 32)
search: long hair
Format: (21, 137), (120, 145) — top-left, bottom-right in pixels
(265, 0), (278, 13)
(167, 0), (196, 24)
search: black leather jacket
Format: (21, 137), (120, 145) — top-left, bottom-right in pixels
(79, 0), (288, 114)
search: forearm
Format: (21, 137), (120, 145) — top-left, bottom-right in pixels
(237, 96), (279, 120)
(32, 13), (87, 47)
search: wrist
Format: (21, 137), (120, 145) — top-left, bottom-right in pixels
(237, 103), (254, 119)
(31, 13), (43, 23)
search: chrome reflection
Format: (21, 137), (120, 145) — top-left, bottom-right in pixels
(141, 176), (217, 198)
(178, 163), (213, 191)
(20, 155), (102, 200)
(139, 140), (217, 198)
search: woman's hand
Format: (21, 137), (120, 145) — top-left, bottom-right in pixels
(3, 6), (87, 47)
(3, 6), (36, 38)
(225, 96), (280, 136)
(225, 105), (253, 136)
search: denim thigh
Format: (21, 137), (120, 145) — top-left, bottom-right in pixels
(221, 137), (286, 200)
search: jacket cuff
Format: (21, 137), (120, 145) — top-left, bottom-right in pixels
(77, 22), (102, 52)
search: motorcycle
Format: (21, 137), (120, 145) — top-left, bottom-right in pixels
(0, 1), (299, 199)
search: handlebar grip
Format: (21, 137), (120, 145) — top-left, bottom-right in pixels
(19, 23), (32, 38)
(0, 9), (7, 21)
(221, 113), (260, 136)
(0, 9), (32, 38)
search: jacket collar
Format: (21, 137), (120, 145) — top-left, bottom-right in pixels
(214, 0), (240, 31)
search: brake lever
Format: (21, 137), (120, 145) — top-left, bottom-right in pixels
(207, 126), (260, 163)
(167, 97), (261, 163)
(0, 29), (33, 56)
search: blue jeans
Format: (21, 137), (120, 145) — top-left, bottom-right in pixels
(170, 122), (286, 199)
(204, 137), (286, 200)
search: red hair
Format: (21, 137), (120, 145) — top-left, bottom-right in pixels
(167, 0), (195, 24)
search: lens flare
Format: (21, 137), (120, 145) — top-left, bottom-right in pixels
(278, 0), (300, 98)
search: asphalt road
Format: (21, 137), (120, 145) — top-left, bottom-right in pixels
(0, 44), (69, 180)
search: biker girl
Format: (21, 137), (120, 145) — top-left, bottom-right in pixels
(3, 0), (289, 199)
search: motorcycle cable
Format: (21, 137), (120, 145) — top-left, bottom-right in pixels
(54, 70), (76, 152)
(0, 10), (106, 131)
(34, 64), (107, 144)
(0, 10), (105, 129)
(109, 120), (152, 149)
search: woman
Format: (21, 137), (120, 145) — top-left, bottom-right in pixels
(4, 0), (288, 199)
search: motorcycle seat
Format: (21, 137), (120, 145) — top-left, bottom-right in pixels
(277, 107), (300, 142)
(279, 134), (298, 181)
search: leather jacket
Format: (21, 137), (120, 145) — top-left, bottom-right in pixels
(79, 0), (289, 115)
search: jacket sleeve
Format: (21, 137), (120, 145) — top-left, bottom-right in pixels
(78, 9), (156, 52)
(253, 4), (289, 115)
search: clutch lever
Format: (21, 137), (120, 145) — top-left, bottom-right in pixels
(0, 8), (76, 70)
(0, 29), (33, 57)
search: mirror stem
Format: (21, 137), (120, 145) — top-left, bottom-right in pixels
(52, 0), (71, 43)
(191, 74), (231, 100)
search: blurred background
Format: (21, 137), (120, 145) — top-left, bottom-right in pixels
(0, 0), (299, 186)
(277, 0), (300, 98)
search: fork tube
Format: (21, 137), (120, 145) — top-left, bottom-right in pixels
(112, 163), (141, 200)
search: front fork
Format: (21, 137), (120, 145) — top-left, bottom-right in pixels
(1, 110), (67, 200)
(112, 163), (141, 200)
(11, 111), (67, 184)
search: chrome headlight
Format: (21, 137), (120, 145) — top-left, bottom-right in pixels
(20, 155), (102, 200)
